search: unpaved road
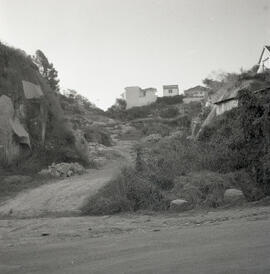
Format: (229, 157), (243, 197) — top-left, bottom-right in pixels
(1, 205), (270, 273)
(0, 140), (136, 218)
(0, 161), (120, 218)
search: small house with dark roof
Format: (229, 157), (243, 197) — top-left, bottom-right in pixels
(183, 85), (209, 103)
(258, 45), (270, 73)
(163, 85), (179, 97)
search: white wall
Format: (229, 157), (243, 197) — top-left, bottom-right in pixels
(216, 99), (238, 116)
(124, 87), (157, 109)
(258, 48), (270, 73)
(163, 87), (179, 97)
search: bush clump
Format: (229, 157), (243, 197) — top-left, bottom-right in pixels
(156, 95), (184, 105)
(140, 122), (171, 137)
(81, 166), (168, 215)
(159, 107), (179, 118)
(172, 171), (230, 208)
(39, 162), (85, 177)
(84, 125), (113, 146)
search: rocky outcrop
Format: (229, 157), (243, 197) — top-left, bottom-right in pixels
(0, 42), (90, 168)
(0, 95), (30, 164)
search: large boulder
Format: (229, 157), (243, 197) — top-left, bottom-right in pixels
(224, 188), (245, 204)
(170, 199), (189, 212)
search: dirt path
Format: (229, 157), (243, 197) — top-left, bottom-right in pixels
(0, 205), (270, 273)
(0, 140), (136, 218)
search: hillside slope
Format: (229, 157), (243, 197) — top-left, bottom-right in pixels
(0, 42), (89, 171)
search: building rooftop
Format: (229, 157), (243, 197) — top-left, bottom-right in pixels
(163, 85), (179, 89)
(184, 85), (209, 93)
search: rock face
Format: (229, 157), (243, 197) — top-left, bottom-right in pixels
(170, 199), (189, 212)
(224, 188), (245, 204)
(0, 95), (31, 165)
(0, 96), (20, 164)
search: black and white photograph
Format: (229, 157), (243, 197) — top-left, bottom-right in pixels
(0, 0), (270, 273)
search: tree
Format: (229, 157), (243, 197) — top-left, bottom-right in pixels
(33, 50), (60, 92)
(106, 98), (127, 120)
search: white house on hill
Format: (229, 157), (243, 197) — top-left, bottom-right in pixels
(121, 86), (157, 109)
(258, 45), (270, 73)
(163, 85), (179, 97)
(183, 85), (209, 103)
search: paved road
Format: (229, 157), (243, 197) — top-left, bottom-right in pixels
(1, 217), (270, 274)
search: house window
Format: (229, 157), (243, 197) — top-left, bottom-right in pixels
(140, 90), (146, 97)
(168, 89), (173, 94)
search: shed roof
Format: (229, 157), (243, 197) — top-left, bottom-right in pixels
(184, 85), (209, 93)
(143, 87), (157, 92)
(214, 80), (270, 105)
(214, 81), (253, 104)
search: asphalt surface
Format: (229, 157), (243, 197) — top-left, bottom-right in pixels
(1, 217), (270, 274)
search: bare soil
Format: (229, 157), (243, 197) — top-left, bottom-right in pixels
(0, 140), (136, 218)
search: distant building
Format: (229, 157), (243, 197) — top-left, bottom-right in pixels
(183, 85), (209, 103)
(258, 45), (270, 73)
(163, 85), (179, 97)
(121, 86), (157, 109)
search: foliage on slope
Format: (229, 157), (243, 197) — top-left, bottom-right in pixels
(0, 42), (88, 171)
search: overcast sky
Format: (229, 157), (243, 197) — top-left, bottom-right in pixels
(1, 0), (270, 109)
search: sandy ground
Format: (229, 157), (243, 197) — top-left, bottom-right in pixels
(0, 140), (136, 218)
(0, 205), (270, 273)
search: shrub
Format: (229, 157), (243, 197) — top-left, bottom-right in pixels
(141, 122), (171, 137)
(84, 125), (113, 146)
(156, 95), (184, 105)
(0, 42), (88, 171)
(159, 107), (179, 118)
(172, 171), (230, 208)
(125, 105), (152, 120)
(229, 170), (264, 202)
(199, 89), (270, 197)
(81, 166), (167, 215)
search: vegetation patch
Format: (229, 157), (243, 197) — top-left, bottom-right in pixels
(83, 125), (113, 146)
(81, 166), (168, 215)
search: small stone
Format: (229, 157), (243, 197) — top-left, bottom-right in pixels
(170, 199), (189, 212)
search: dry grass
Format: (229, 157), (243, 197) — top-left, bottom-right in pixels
(171, 171), (231, 208)
(81, 166), (168, 215)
